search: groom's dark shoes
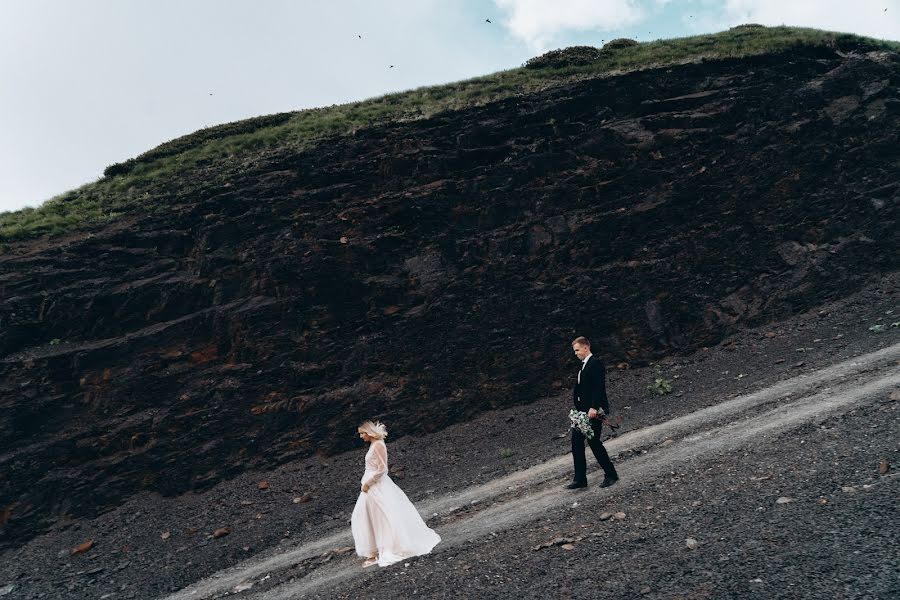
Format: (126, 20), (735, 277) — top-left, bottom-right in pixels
(565, 480), (588, 489)
(599, 475), (619, 488)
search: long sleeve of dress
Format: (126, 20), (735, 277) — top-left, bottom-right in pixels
(362, 441), (388, 487)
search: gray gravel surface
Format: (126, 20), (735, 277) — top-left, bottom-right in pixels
(314, 384), (899, 600)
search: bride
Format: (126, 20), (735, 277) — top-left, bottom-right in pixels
(350, 420), (441, 567)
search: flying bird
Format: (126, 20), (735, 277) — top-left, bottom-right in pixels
(485, 18), (492, 23)
(358, 34), (362, 38)
(389, 65), (394, 68)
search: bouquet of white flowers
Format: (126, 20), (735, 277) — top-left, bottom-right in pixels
(569, 409), (598, 440)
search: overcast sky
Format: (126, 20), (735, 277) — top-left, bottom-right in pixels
(1, 0), (898, 214)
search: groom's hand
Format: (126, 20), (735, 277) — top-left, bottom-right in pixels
(587, 408), (598, 419)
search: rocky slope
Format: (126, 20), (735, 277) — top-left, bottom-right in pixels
(1, 46), (899, 549)
(2, 273), (898, 600)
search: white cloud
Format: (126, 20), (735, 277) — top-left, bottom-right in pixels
(720, 0), (900, 40)
(494, 0), (645, 50)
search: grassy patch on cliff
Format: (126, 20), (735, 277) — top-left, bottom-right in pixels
(2, 25), (898, 243)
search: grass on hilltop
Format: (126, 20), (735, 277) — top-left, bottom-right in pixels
(2, 26), (898, 245)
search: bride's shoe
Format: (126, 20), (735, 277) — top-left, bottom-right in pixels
(362, 556), (378, 568)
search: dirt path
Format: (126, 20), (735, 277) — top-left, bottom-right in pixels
(161, 341), (900, 600)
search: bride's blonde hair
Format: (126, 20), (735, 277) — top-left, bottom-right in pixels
(358, 420), (388, 440)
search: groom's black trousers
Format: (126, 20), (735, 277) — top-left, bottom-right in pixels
(571, 419), (617, 483)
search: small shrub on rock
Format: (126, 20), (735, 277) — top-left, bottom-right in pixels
(525, 45), (603, 69)
(103, 158), (139, 178)
(647, 366), (673, 396)
(602, 38), (639, 51)
(831, 33), (882, 53)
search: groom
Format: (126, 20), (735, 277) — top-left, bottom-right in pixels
(567, 336), (619, 489)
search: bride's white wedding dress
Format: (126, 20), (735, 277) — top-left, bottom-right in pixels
(350, 439), (440, 566)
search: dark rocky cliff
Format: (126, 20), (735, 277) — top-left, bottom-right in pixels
(1, 47), (898, 547)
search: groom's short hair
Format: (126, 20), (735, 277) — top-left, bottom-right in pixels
(572, 336), (591, 347)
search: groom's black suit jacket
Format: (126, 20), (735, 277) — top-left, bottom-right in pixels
(573, 355), (610, 415)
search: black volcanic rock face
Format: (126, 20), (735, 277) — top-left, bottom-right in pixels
(1, 48), (898, 547)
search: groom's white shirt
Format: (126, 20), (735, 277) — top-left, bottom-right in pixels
(578, 352), (592, 383)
